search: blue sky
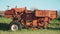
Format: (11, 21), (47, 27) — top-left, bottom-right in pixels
(0, 0), (60, 10)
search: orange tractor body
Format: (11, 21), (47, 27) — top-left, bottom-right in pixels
(4, 7), (57, 29)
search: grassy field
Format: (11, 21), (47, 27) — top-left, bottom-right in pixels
(0, 29), (60, 34)
(0, 17), (60, 34)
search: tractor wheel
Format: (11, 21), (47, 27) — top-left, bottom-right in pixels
(11, 24), (18, 31)
(10, 21), (22, 31)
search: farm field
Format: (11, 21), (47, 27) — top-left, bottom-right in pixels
(0, 29), (60, 34)
(0, 17), (60, 34)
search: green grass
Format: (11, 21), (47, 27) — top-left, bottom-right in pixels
(48, 19), (60, 28)
(0, 29), (60, 34)
(0, 17), (12, 23)
(0, 17), (60, 34)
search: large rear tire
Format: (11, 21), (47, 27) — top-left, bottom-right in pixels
(10, 21), (22, 31)
(11, 24), (18, 31)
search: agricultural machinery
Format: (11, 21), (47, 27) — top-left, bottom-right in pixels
(4, 7), (57, 31)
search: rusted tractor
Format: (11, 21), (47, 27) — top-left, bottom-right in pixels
(4, 7), (57, 31)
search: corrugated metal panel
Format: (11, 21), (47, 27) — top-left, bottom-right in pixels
(49, 11), (57, 19)
(35, 10), (57, 19)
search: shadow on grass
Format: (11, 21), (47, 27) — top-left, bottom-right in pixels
(0, 23), (10, 31)
(0, 23), (60, 31)
(47, 27), (60, 30)
(56, 18), (60, 22)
